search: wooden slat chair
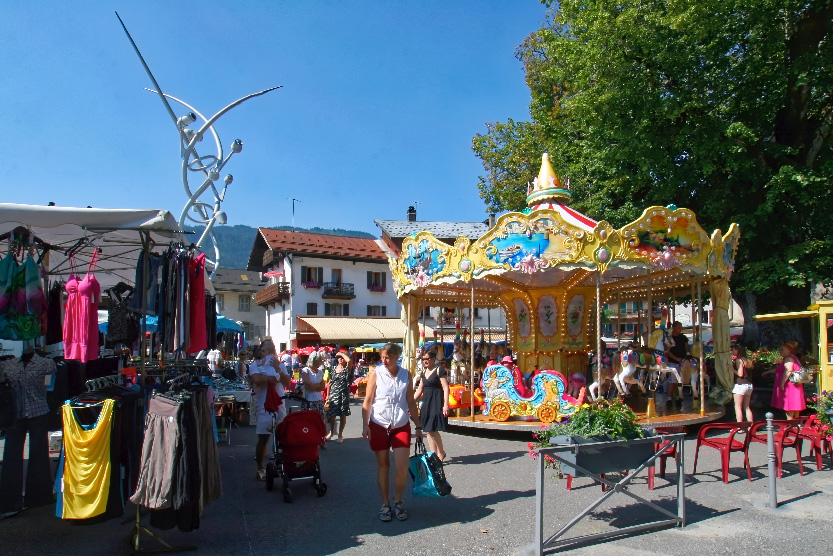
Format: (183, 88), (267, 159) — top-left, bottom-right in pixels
(692, 422), (751, 483)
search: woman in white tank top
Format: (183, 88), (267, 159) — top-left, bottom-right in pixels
(362, 343), (422, 522)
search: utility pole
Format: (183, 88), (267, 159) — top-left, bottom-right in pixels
(289, 198), (301, 232)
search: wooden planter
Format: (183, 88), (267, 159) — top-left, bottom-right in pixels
(549, 435), (658, 476)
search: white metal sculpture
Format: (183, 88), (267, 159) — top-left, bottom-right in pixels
(117, 12), (280, 278)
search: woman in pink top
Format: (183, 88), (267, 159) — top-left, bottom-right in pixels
(766, 341), (806, 419)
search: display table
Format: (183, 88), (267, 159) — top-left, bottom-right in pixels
(215, 389), (252, 404)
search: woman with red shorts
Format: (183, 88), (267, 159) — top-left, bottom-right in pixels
(362, 343), (423, 522)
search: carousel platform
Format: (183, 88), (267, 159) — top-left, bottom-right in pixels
(448, 396), (726, 433)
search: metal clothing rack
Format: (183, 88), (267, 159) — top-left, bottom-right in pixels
(84, 374), (121, 392)
(127, 229), (196, 554)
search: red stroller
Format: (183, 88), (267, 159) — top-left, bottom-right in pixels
(265, 398), (327, 503)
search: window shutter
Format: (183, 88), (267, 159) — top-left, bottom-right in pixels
(382, 306), (387, 316)
(318, 267), (324, 283)
(367, 305), (372, 316)
(382, 272), (386, 288)
(301, 266), (308, 282)
(324, 303), (331, 316)
(344, 304), (349, 316)
(367, 271), (372, 288)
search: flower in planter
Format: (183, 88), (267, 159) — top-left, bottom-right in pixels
(530, 399), (645, 473)
(810, 390), (833, 441)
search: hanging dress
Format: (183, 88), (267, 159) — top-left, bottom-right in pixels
(185, 253), (206, 354)
(0, 254), (17, 338)
(63, 271), (80, 360)
(60, 399), (115, 519)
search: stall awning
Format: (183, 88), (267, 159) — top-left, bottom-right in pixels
(296, 317), (435, 343)
(754, 310), (817, 321)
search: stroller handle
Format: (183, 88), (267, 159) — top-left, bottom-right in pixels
(282, 393), (312, 410)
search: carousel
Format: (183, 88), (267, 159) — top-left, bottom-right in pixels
(390, 154), (741, 430)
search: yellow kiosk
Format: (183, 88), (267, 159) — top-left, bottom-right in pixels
(755, 300), (831, 392)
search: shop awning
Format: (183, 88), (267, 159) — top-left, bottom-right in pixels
(754, 310), (817, 321)
(296, 317), (435, 343)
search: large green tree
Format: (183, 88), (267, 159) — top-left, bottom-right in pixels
(473, 0), (833, 346)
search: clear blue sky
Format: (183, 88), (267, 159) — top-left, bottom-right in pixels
(0, 2), (546, 236)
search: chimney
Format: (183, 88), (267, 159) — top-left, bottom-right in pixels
(488, 213), (496, 227)
(407, 206), (416, 222)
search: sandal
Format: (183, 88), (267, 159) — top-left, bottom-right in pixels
(337, 436), (344, 444)
(393, 500), (408, 521)
(378, 504), (392, 522)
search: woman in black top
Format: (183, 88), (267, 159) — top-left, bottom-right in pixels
(414, 350), (450, 462)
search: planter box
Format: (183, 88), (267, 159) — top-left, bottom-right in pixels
(549, 435), (657, 476)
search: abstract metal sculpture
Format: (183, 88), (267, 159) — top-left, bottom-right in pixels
(116, 12), (280, 278)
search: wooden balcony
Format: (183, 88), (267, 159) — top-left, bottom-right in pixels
(255, 282), (291, 306)
(322, 282), (355, 299)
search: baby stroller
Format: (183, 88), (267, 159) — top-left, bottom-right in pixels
(265, 394), (328, 502)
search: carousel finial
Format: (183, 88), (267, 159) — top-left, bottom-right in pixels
(526, 152), (573, 208)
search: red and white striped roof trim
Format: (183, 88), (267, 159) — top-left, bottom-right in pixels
(531, 202), (598, 232)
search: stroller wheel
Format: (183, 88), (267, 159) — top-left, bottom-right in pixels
(265, 463), (276, 491)
(316, 483), (328, 497)
(282, 487), (293, 503)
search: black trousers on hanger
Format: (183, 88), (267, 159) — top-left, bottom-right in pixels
(0, 414), (53, 513)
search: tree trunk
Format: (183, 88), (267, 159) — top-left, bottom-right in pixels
(736, 289), (813, 350)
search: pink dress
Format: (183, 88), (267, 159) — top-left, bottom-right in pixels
(771, 355), (806, 412)
(63, 274), (80, 360)
(63, 255), (100, 363)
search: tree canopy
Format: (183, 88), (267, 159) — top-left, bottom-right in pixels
(473, 0), (833, 326)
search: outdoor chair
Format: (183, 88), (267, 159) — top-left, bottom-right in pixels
(647, 426), (686, 490)
(692, 422), (751, 483)
(745, 419), (803, 480)
(795, 415), (833, 471)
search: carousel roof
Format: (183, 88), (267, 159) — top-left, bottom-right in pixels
(388, 153), (740, 304)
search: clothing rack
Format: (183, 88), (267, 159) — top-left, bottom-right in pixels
(127, 229), (196, 555)
(85, 374), (121, 392)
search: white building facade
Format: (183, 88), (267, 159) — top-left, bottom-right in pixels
(248, 228), (400, 352)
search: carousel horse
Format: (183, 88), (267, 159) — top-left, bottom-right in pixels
(613, 345), (646, 396)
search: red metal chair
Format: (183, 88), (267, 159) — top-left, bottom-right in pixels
(648, 426), (686, 490)
(795, 415), (833, 470)
(692, 422), (751, 483)
(745, 419), (804, 480)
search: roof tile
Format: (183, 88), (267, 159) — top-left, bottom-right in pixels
(259, 228), (388, 260)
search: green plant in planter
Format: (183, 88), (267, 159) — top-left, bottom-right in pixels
(529, 399), (645, 474)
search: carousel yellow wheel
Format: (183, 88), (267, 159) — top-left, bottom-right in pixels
(537, 404), (557, 424)
(491, 401), (511, 422)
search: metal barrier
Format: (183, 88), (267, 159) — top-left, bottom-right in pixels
(534, 433), (686, 554)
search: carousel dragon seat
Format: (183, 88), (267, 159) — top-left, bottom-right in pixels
(480, 364), (584, 423)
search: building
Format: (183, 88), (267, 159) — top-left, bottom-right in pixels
(211, 268), (268, 345)
(375, 206), (507, 340)
(247, 228), (402, 351)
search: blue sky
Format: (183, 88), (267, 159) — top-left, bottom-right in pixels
(0, 2), (546, 236)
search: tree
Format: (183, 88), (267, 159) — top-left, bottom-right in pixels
(472, 0), (833, 346)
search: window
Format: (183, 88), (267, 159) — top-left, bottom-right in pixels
(216, 294), (224, 311)
(325, 303), (350, 316)
(422, 306), (432, 319)
(279, 342), (286, 352)
(238, 294), (250, 312)
(367, 305), (387, 317)
(332, 269), (342, 284)
(306, 302), (318, 315)
(474, 308), (482, 319)
(300, 266), (323, 286)
(367, 271), (387, 291)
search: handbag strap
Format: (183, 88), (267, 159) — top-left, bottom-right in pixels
(414, 438), (427, 456)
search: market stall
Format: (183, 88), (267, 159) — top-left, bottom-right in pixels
(388, 154), (740, 423)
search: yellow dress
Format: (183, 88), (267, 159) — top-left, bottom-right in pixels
(61, 399), (114, 519)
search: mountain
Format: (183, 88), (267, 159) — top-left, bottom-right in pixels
(184, 224), (376, 270)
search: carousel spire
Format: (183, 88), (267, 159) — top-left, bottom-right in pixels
(526, 152), (572, 208)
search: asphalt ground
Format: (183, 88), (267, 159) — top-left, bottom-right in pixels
(1, 399), (832, 556)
